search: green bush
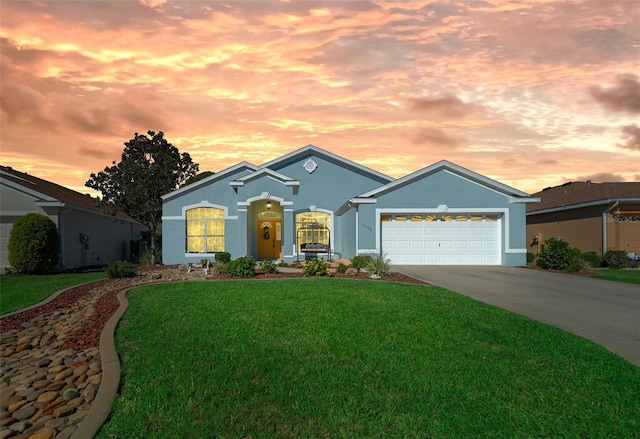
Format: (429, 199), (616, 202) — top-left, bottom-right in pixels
(105, 260), (138, 278)
(226, 256), (256, 278)
(215, 252), (231, 263)
(351, 255), (373, 271)
(602, 250), (628, 269)
(526, 252), (535, 264)
(581, 252), (602, 268)
(303, 259), (330, 277)
(259, 260), (278, 274)
(336, 263), (348, 274)
(536, 238), (571, 270)
(210, 261), (227, 276)
(365, 256), (391, 277)
(8, 213), (60, 274)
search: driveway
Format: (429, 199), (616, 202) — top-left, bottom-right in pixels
(394, 265), (640, 367)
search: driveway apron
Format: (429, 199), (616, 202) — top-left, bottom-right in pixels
(395, 265), (640, 367)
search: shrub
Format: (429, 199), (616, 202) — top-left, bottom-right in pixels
(526, 252), (535, 264)
(8, 213), (60, 274)
(215, 252), (231, 263)
(259, 260), (278, 274)
(303, 259), (330, 277)
(351, 255), (373, 271)
(365, 256), (391, 277)
(226, 256), (256, 278)
(581, 252), (602, 268)
(602, 250), (628, 269)
(138, 248), (155, 266)
(336, 263), (348, 274)
(105, 260), (138, 278)
(536, 238), (571, 270)
(210, 261), (227, 276)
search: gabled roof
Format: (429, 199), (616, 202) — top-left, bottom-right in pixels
(229, 168), (300, 188)
(261, 144), (394, 184)
(356, 160), (535, 200)
(0, 165), (132, 219)
(527, 181), (640, 213)
(162, 162), (259, 200)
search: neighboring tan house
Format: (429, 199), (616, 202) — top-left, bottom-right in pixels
(162, 144), (538, 266)
(526, 181), (640, 255)
(0, 165), (146, 272)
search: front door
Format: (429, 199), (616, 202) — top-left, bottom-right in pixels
(257, 220), (282, 259)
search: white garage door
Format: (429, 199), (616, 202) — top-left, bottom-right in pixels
(381, 213), (500, 265)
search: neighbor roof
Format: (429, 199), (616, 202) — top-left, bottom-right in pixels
(527, 181), (640, 213)
(0, 165), (131, 219)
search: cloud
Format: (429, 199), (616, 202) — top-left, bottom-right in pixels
(404, 127), (461, 148)
(574, 172), (628, 183)
(620, 125), (640, 150)
(588, 74), (640, 114)
(406, 94), (476, 120)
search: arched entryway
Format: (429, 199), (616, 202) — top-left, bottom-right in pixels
(255, 200), (283, 259)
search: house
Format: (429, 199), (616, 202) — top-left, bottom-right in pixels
(0, 166), (146, 271)
(162, 145), (537, 266)
(526, 181), (640, 255)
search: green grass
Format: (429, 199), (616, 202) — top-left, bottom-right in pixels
(591, 268), (640, 284)
(98, 279), (640, 439)
(0, 272), (106, 314)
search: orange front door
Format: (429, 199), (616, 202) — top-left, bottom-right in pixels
(257, 220), (282, 259)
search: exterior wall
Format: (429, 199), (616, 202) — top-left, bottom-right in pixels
(526, 217), (602, 254)
(357, 170), (528, 266)
(54, 209), (145, 268)
(162, 154), (389, 264)
(526, 203), (640, 255)
(0, 184), (145, 270)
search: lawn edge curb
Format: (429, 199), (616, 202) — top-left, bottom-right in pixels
(70, 287), (130, 439)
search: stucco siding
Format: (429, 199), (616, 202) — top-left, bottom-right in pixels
(526, 216), (603, 254)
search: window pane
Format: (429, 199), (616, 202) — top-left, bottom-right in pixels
(296, 211), (330, 247)
(425, 215), (437, 222)
(395, 215), (407, 222)
(381, 214), (392, 222)
(470, 215), (482, 222)
(186, 207), (225, 253)
(486, 215), (498, 222)
(440, 214), (452, 222)
(455, 215), (468, 222)
(411, 215), (422, 222)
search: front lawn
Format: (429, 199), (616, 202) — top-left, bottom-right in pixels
(0, 272), (106, 314)
(591, 268), (640, 284)
(98, 279), (640, 438)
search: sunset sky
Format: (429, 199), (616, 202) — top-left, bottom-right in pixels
(1, 0), (639, 197)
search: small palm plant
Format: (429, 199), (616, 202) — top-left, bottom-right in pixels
(365, 256), (391, 278)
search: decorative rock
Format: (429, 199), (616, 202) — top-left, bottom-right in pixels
(26, 426), (56, 439)
(35, 358), (51, 368)
(52, 404), (75, 418)
(44, 382), (64, 392)
(0, 428), (16, 439)
(53, 369), (73, 382)
(7, 400), (28, 413)
(56, 425), (77, 439)
(35, 392), (57, 404)
(44, 417), (66, 429)
(2, 395), (22, 410)
(9, 420), (30, 432)
(72, 365), (89, 377)
(13, 404), (37, 420)
(62, 389), (79, 401)
(26, 389), (45, 402)
(83, 384), (97, 402)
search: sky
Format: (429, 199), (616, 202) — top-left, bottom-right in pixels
(1, 0), (639, 197)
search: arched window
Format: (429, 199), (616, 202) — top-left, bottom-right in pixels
(296, 211), (330, 250)
(186, 207), (224, 253)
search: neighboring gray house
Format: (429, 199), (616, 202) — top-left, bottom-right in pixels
(162, 145), (538, 266)
(0, 165), (146, 271)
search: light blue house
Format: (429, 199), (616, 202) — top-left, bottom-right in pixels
(162, 145), (537, 266)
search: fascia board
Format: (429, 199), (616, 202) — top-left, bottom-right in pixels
(162, 162), (259, 200)
(358, 160), (531, 199)
(1, 177), (58, 202)
(527, 197), (640, 216)
(262, 144), (394, 182)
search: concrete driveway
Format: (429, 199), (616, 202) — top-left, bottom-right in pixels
(395, 265), (640, 367)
